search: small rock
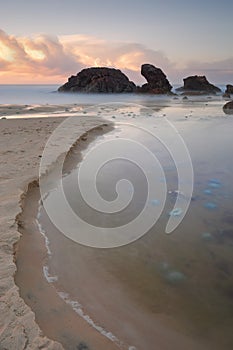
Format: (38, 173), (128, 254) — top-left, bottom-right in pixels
(223, 92), (231, 99)
(77, 342), (89, 350)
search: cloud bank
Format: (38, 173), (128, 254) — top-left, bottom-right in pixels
(0, 29), (232, 84)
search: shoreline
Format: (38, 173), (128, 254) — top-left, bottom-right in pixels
(15, 177), (120, 350)
(0, 114), (114, 350)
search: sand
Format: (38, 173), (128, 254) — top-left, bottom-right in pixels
(0, 108), (117, 350)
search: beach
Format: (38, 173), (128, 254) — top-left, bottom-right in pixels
(0, 98), (233, 350)
(1, 1), (233, 348)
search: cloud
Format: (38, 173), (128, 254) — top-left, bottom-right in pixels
(59, 35), (174, 83)
(0, 29), (83, 83)
(0, 29), (232, 84)
(0, 29), (173, 83)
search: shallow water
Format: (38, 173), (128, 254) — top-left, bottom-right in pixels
(18, 101), (233, 349)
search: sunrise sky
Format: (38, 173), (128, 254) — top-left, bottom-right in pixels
(0, 0), (233, 84)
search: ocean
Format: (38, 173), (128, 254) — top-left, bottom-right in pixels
(0, 84), (227, 105)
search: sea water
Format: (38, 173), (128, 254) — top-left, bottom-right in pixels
(0, 84), (226, 105)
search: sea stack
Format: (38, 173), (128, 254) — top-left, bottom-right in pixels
(138, 64), (173, 94)
(176, 75), (221, 94)
(58, 67), (136, 93)
(225, 84), (233, 94)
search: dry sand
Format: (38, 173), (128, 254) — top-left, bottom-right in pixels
(0, 108), (117, 350)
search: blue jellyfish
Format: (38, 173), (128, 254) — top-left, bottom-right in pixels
(169, 208), (183, 217)
(204, 202), (217, 210)
(201, 232), (213, 241)
(203, 189), (213, 195)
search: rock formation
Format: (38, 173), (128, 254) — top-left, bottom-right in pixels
(225, 84), (233, 94)
(58, 67), (136, 93)
(223, 100), (233, 114)
(138, 64), (173, 94)
(58, 64), (173, 94)
(176, 75), (221, 94)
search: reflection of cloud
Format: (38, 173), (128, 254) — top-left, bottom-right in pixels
(0, 28), (232, 84)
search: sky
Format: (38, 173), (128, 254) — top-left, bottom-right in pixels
(0, 0), (233, 84)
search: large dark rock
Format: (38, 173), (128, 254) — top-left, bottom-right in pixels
(176, 75), (221, 94)
(225, 84), (233, 94)
(223, 100), (233, 114)
(58, 67), (136, 93)
(138, 64), (172, 94)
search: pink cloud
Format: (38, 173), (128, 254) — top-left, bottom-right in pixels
(0, 29), (232, 84)
(0, 29), (174, 83)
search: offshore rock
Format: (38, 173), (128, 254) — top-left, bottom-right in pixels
(139, 64), (173, 94)
(225, 84), (233, 94)
(58, 67), (136, 93)
(176, 75), (221, 94)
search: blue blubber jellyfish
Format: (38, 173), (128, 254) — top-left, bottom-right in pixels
(203, 189), (212, 195)
(151, 199), (160, 206)
(204, 202), (217, 210)
(169, 208), (183, 217)
(158, 261), (170, 272)
(165, 271), (186, 284)
(201, 232), (213, 241)
(208, 179), (222, 189)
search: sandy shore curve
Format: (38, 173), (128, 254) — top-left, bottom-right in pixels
(0, 113), (115, 350)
